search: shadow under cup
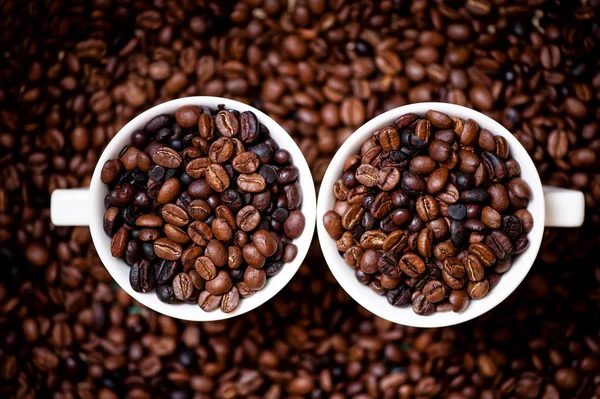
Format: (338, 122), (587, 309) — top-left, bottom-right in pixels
(316, 102), (546, 328)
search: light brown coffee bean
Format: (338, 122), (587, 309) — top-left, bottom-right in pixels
(463, 253), (484, 282)
(215, 110), (239, 137)
(423, 280), (447, 303)
(188, 221), (213, 246)
(399, 252), (426, 277)
(186, 157), (211, 179)
(164, 224), (190, 244)
(356, 164), (379, 187)
(237, 173), (267, 193)
(481, 206), (501, 229)
(469, 243), (496, 267)
(205, 239), (227, 267)
(195, 256), (217, 281)
(152, 146), (182, 168)
(198, 291), (221, 311)
(434, 241), (456, 261)
(157, 178), (181, 204)
(383, 230), (408, 252)
(181, 246), (203, 272)
(228, 246), (243, 269)
(415, 195), (439, 222)
(205, 163), (230, 192)
(467, 278), (489, 299)
(161, 203), (190, 227)
(426, 109), (454, 129)
(427, 167), (449, 194)
(211, 217), (233, 242)
(232, 151), (260, 173)
(417, 227), (433, 258)
(172, 273), (194, 300)
(221, 286), (240, 313)
(136, 214), (163, 227)
(209, 137), (234, 163)
(154, 238), (182, 261)
(198, 113), (215, 140)
(110, 226), (128, 257)
(244, 267), (266, 291)
(205, 270), (232, 295)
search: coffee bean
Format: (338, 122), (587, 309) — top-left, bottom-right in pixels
(423, 280), (446, 303)
(130, 260), (155, 293)
(253, 230), (278, 257)
(417, 227), (433, 258)
(220, 286), (240, 313)
(515, 209), (534, 233)
(152, 146), (182, 169)
(401, 170), (426, 197)
(239, 111), (259, 143)
(157, 178), (181, 204)
(175, 105), (202, 128)
(156, 284), (177, 304)
(161, 203), (190, 227)
(377, 167), (401, 191)
(154, 238), (182, 261)
(485, 230), (514, 260)
(205, 270), (232, 295)
(378, 127), (400, 151)
(399, 252), (426, 277)
(103, 207), (121, 235)
(426, 110), (454, 129)
(488, 183), (509, 211)
(463, 253), (484, 281)
(284, 210), (305, 239)
(232, 152), (260, 174)
(356, 164), (379, 187)
(508, 177), (532, 200)
(101, 160), (124, 184)
(197, 291), (221, 312)
(244, 267), (266, 291)
(145, 115), (172, 134)
(467, 278), (489, 299)
(450, 219), (468, 248)
(447, 204), (467, 220)
(186, 157), (211, 179)
(429, 139), (451, 163)
(172, 273), (194, 300)
(205, 163), (230, 193)
(215, 110), (239, 137)
(110, 226), (128, 257)
(481, 151), (506, 182)
(237, 173), (267, 193)
(449, 289), (469, 312)
(209, 137), (234, 163)
(481, 206), (501, 229)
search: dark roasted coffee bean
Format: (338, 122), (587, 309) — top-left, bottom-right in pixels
(502, 215), (523, 241)
(450, 219), (468, 248)
(485, 230), (514, 260)
(125, 240), (141, 266)
(103, 207), (121, 235)
(144, 114), (172, 134)
(387, 285), (411, 307)
(401, 170), (426, 197)
(130, 260), (155, 293)
(412, 293), (436, 315)
(399, 252), (426, 277)
(284, 182), (303, 210)
(377, 252), (401, 278)
(155, 260), (180, 284)
(156, 285), (177, 304)
(481, 151), (507, 182)
(449, 290), (469, 312)
(447, 204), (467, 220)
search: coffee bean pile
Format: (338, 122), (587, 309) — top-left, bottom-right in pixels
(102, 105), (305, 312)
(324, 110), (532, 315)
(1, 1), (600, 398)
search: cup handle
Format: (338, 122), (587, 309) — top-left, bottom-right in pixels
(50, 188), (91, 226)
(543, 185), (585, 227)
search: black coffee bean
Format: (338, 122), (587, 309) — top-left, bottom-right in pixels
(455, 172), (475, 190)
(155, 259), (180, 285)
(130, 260), (155, 293)
(264, 261), (284, 276)
(156, 127), (171, 142)
(220, 188), (245, 211)
(447, 204), (467, 220)
(145, 115), (172, 134)
(502, 215), (523, 241)
(248, 142), (273, 163)
(228, 267), (245, 282)
(450, 219), (468, 249)
(142, 241), (157, 261)
(156, 284), (177, 304)
(259, 164), (278, 186)
(387, 286), (411, 307)
(460, 188), (491, 204)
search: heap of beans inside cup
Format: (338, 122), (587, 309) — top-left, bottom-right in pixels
(101, 104), (305, 313)
(323, 110), (533, 316)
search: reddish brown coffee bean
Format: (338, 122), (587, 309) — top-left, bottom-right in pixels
(188, 221), (213, 246)
(449, 290), (469, 312)
(198, 291), (221, 312)
(221, 286), (240, 313)
(110, 226), (128, 257)
(208, 137), (234, 163)
(228, 246), (243, 269)
(215, 110), (239, 137)
(164, 224), (190, 244)
(232, 151), (260, 173)
(427, 167), (449, 194)
(426, 110), (454, 129)
(415, 195), (439, 222)
(237, 173), (267, 193)
(253, 230), (278, 257)
(423, 280), (447, 303)
(101, 159), (123, 184)
(172, 273), (194, 300)
(205, 163), (230, 193)
(399, 253), (426, 277)
(152, 146), (182, 169)
(211, 217), (232, 242)
(243, 244), (266, 269)
(283, 244), (298, 263)
(205, 270), (232, 295)
(175, 105), (202, 128)
(154, 238), (182, 261)
(467, 278), (489, 299)
(157, 178), (181, 204)
(284, 210), (305, 239)
(244, 267), (266, 291)
(161, 204), (190, 227)
(139, 228), (160, 241)
(181, 246), (203, 272)
(356, 164), (379, 187)
(186, 157), (211, 179)
(205, 239), (227, 267)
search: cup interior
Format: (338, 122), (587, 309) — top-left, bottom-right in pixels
(316, 102), (545, 328)
(90, 96), (317, 321)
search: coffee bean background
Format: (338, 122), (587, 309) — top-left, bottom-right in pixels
(1, 1), (599, 397)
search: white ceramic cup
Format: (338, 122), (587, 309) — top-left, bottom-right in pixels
(316, 102), (584, 328)
(50, 96), (316, 321)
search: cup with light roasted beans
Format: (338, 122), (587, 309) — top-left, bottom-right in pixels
(50, 97), (316, 321)
(317, 102), (585, 328)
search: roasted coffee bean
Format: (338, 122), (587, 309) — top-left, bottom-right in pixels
(101, 160), (124, 184)
(211, 217), (233, 242)
(423, 280), (446, 303)
(205, 270), (233, 295)
(443, 257), (465, 279)
(460, 188), (491, 204)
(205, 163), (230, 193)
(205, 239), (228, 267)
(481, 151), (507, 182)
(447, 204), (467, 220)
(103, 207), (121, 235)
(412, 293), (436, 315)
(467, 278), (489, 299)
(434, 241), (457, 261)
(469, 243), (496, 267)
(427, 167), (449, 193)
(355, 164), (379, 187)
(415, 195), (438, 222)
(417, 228), (433, 258)
(188, 221), (213, 246)
(215, 110), (239, 137)
(125, 239), (142, 266)
(485, 230), (514, 260)
(508, 177), (532, 200)
(130, 260), (155, 293)
(156, 285), (177, 304)
(232, 152), (260, 174)
(377, 252), (401, 278)
(387, 286), (412, 307)
(152, 146), (182, 169)
(377, 167), (401, 191)
(244, 267), (267, 291)
(220, 286), (240, 313)
(426, 110), (454, 129)
(450, 220), (468, 248)
(154, 238), (182, 261)
(428, 218), (449, 240)
(161, 203), (189, 227)
(463, 253), (484, 281)
(429, 139), (451, 163)
(209, 137), (234, 163)
(449, 290), (470, 313)
(172, 273), (194, 300)
(198, 291), (222, 312)
(410, 156), (436, 175)
(514, 235), (530, 254)
(481, 206), (501, 229)
(237, 173), (267, 193)
(399, 253), (426, 277)
(383, 230), (408, 252)
(515, 209), (534, 233)
(284, 210), (305, 239)
(284, 182), (303, 210)
(164, 224), (190, 244)
(401, 170), (426, 197)
(502, 215), (523, 241)
(110, 226), (128, 257)
(488, 183), (509, 211)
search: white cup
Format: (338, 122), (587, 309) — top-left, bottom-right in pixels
(316, 102), (584, 328)
(50, 96), (316, 321)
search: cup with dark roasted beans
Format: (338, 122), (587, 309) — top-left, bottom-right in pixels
(317, 102), (584, 328)
(51, 97), (316, 321)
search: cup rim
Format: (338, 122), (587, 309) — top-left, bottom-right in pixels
(90, 96), (317, 321)
(316, 102), (545, 328)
